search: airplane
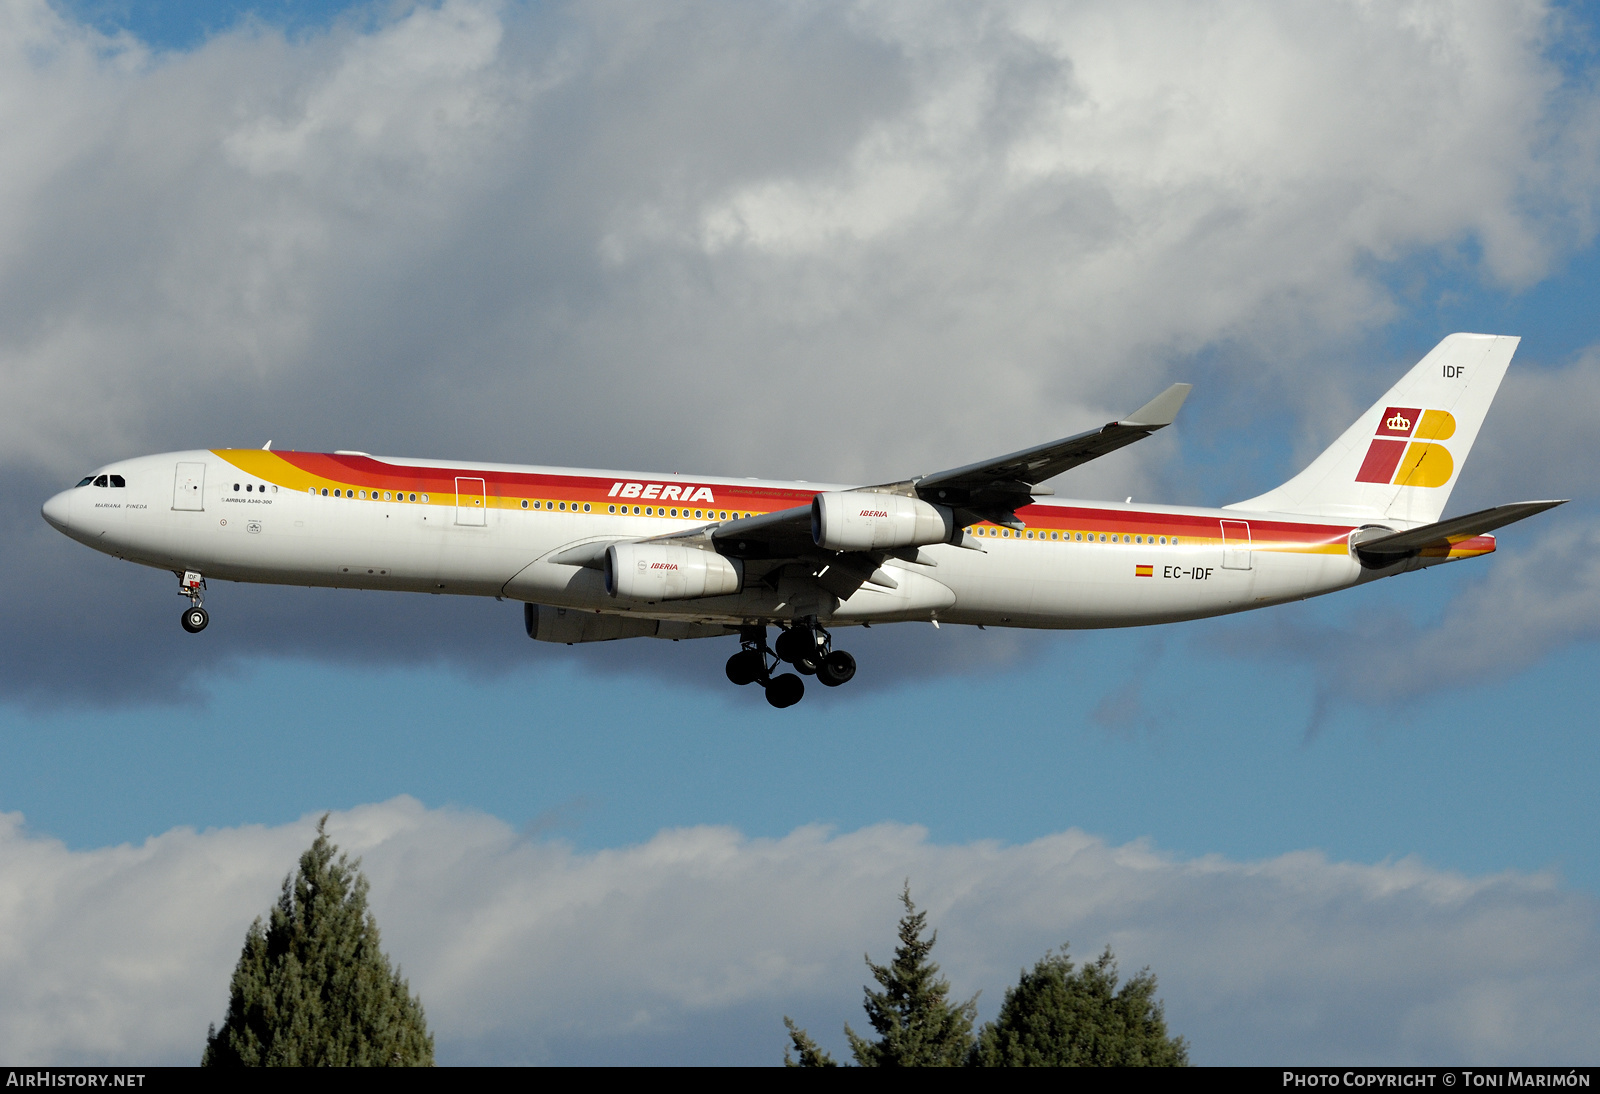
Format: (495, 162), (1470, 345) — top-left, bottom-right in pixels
(41, 333), (1564, 708)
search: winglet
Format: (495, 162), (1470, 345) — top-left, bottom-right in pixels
(1119, 383), (1192, 429)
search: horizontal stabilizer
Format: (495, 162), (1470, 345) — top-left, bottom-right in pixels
(1354, 500), (1566, 557)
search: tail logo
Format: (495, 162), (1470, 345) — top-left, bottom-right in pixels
(1375, 406), (1421, 438)
(1356, 408), (1457, 487)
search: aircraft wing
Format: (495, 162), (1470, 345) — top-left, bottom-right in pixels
(624, 504), (814, 559)
(882, 383), (1192, 515)
(1352, 500), (1566, 560)
(646, 383), (1195, 564)
(630, 383), (1196, 585)
(546, 538), (627, 568)
(706, 505), (815, 559)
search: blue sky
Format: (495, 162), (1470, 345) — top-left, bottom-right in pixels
(3, 0), (1599, 1065)
(57, 0), (369, 49)
(8, 611), (1598, 884)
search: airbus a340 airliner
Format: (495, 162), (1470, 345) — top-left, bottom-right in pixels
(42, 333), (1562, 707)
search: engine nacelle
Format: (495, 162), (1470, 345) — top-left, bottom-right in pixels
(811, 491), (956, 553)
(605, 543), (743, 600)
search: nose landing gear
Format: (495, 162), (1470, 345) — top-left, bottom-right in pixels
(727, 624), (856, 706)
(177, 570), (209, 633)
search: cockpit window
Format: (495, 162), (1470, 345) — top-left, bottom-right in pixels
(109, 475), (126, 488)
(93, 475), (109, 487)
(76, 477), (93, 488)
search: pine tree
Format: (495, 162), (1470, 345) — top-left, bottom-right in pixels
(783, 1017), (838, 1067)
(843, 884), (977, 1067)
(202, 816), (434, 1066)
(971, 945), (1188, 1066)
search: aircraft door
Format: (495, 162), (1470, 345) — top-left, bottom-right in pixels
(1220, 520), (1252, 570)
(455, 477), (487, 526)
(173, 462), (206, 511)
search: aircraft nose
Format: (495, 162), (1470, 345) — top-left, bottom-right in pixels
(41, 489), (72, 532)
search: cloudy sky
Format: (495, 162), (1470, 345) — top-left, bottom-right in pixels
(2, 0), (1598, 1065)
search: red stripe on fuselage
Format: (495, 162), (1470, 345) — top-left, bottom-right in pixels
(263, 453), (1358, 547)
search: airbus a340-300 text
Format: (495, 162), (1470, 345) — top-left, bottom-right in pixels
(43, 334), (1562, 707)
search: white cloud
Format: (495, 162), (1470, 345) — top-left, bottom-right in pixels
(0, 798), (1594, 1064)
(0, 0), (1593, 484)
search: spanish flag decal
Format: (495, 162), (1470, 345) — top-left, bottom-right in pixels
(1135, 565), (1153, 577)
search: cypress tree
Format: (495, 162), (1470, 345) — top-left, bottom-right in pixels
(202, 816), (434, 1067)
(971, 945), (1188, 1066)
(844, 884), (977, 1067)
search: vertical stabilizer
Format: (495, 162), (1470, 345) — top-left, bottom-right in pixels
(1225, 334), (1517, 524)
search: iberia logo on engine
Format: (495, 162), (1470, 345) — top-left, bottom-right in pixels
(1355, 407), (1457, 487)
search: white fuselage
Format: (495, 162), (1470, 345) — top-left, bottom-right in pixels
(42, 448), (1474, 637)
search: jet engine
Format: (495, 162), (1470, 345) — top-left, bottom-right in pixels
(605, 543), (743, 600)
(811, 491), (957, 552)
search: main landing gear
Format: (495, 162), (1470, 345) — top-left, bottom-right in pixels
(725, 624), (857, 708)
(178, 570), (209, 633)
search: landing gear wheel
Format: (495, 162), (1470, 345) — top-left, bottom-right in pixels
(725, 649), (764, 686)
(817, 650), (856, 687)
(181, 606), (209, 633)
(765, 673), (804, 708)
(794, 656), (818, 676)
(773, 627), (816, 665)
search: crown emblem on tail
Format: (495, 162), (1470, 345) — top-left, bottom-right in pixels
(1385, 412), (1412, 431)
